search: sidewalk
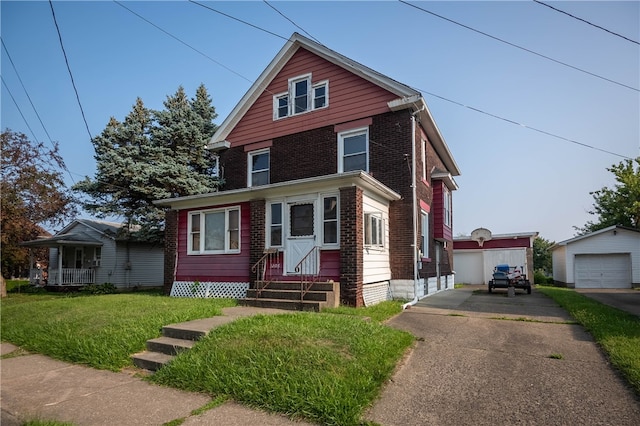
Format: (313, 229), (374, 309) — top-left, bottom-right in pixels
(1, 307), (314, 426)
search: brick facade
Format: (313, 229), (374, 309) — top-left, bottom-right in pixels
(249, 199), (265, 286)
(340, 186), (364, 306)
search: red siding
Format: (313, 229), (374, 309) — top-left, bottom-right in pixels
(432, 181), (452, 241)
(262, 250), (340, 282)
(227, 48), (398, 146)
(454, 237), (532, 250)
(175, 202), (251, 282)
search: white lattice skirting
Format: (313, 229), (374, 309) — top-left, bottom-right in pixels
(170, 281), (249, 299)
(363, 281), (392, 307)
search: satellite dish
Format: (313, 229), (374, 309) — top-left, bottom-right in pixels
(471, 227), (492, 247)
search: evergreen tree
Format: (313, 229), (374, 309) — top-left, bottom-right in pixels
(74, 85), (221, 242)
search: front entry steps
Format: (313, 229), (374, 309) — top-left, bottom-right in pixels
(240, 280), (340, 312)
(132, 307), (287, 372)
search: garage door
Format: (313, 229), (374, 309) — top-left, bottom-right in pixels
(453, 252), (483, 285)
(574, 254), (631, 288)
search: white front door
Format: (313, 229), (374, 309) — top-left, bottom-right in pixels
(285, 202), (318, 274)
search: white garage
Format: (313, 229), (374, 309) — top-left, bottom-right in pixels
(552, 226), (639, 289)
(453, 231), (537, 285)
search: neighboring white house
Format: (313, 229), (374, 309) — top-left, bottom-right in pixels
(453, 231), (538, 285)
(551, 226), (640, 289)
(21, 219), (164, 289)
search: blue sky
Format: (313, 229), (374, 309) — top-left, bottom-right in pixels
(2, 1), (638, 243)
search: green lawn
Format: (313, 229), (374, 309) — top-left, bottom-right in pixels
(537, 286), (640, 395)
(1, 292), (236, 370)
(1, 293), (412, 425)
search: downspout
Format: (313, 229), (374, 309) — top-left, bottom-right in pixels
(403, 109), (421, 310)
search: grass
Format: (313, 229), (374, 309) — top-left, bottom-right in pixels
(151, 312), (414, 426)
(537, 286), (640, 394)
(1, 292), (236, 370)
(323, 300), (404, 322)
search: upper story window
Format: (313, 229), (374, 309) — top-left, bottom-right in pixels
(188, 207), (240, 255)
(444, 187), (452, 227)
(248, 149), (270, 187)
(338, 128), (368, 173)
(273, 74), (328, 120)
(421, 139), (427, 182)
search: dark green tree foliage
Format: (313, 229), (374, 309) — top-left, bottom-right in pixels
(73, 85), (220, 242)
(533, 236), (554, 274)
(576, 157), (640, 234)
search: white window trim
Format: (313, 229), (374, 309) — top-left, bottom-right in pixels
(312, 80), (329, 110)
(273, 74), (329, 120)
(421, 211), (429, 259)
(321, 194), (339, 247)
(247, 148), (270, 187)
(364, 212), (384, 249)
(267, 201), (284, 248)
(337, 127), (369, 173)
(188, 207), (241, 255)
(421, 139), (427, 181)
(444, 187), (452, 227)
(273, 92), (289, 120)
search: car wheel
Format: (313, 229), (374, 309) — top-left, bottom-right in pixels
(488, 285), (492, 293)
(527, 286), (532, 294)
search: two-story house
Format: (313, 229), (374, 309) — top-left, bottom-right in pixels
(155, 33), (460, 309)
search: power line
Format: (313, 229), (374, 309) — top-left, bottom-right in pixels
(1, 38), (55, 146)
(533, 0), (639, 45)
(113, 1), (265, 88)
(1, 76), (40, 144)
(262, 1), (322, 45)
(48, 0), (93, 143)
(398, 0), (639, 92)
(188, 0), (288, 41)
(414, 86), (632, 160)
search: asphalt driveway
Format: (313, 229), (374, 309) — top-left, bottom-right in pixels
(364, 285), (640, 425)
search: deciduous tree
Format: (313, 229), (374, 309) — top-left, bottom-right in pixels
(576, 157), (640, 234)
(0, 130), (76, 290)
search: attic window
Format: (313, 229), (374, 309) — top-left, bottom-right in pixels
(273, 74), (328, 120)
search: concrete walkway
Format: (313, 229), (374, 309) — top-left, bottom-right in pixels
(364, 285), (640, 425)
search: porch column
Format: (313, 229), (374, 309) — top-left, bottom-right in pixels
(29, 250), (34, 284)
(249, 199), (266, 287)
(163, 209), (178, 295)
(340, 186), (364, 307)
(58, 244), (63, 285)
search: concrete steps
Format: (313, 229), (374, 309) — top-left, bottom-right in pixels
(131, 306), (288, 372)
(239, 280), (340, 312)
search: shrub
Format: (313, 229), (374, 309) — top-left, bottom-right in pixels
(534, 269), (553, 284)
(81, 283), (117, 295)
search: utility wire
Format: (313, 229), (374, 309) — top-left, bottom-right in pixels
(415, 86), (632, 160)
(533, 0), (639, 45)
(262, 0), (322, 45)
(1, 76), (40, 144)
(49, 0), (93, 143)
(399, 0), (639, 92)
(113, 1), (264, 88)
(188, 0), (288, 41)
(1, 39), (56, 147)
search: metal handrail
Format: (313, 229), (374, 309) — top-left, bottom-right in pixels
(294, 245), (320, 303)
(251, 248), (278, 297)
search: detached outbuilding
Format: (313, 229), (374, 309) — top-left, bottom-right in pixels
(453, 231), (537, 285)
(552, 226), (640, 288)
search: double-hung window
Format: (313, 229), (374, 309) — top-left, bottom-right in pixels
(323, 196), (338, 245)
(248, 149), (269, 187)
(273, 75), (328, 119)
(444, 187), (452, 227)
(188, 207), (240, 254)
(338, 128), (368, 173)
(269, 202), (283, 247)
(364, 212), (384, 248)
(421, 211), (429, 259)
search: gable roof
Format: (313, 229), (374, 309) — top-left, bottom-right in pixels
(209, 32), (460, 176)
(21, 219), (140, 247)
(552, 225), (640, 249)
